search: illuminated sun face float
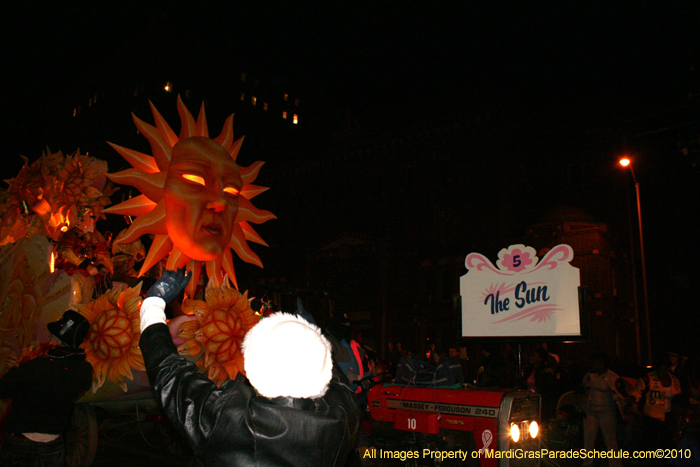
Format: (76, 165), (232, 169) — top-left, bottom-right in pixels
(101, 96), (274, 386)
(104, 95), (275, 296)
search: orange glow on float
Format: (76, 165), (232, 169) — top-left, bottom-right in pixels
(2, 149), (112, 243)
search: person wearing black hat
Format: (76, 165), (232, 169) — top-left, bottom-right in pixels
(0, 310), (93, 467)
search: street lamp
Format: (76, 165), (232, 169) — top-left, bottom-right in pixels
(619, 157), (652, 366)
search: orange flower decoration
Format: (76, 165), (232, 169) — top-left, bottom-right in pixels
(76, 284), (145, 393)
(5, 155), (52, 210)
(177, 278), (260, 387)
(2, 149), (112, 241)
(58, 152), (106, 208)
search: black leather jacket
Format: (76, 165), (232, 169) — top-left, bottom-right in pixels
(140, 324), (361, 467)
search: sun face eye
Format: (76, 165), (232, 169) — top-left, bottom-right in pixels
(182, 174), (205, 185)
(223, 187), (240, 195)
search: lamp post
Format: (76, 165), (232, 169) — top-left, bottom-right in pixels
(619, 157), (653, 366)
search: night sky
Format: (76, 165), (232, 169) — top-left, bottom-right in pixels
(3, 2), (699, 350)
(5, 2), (698, 143)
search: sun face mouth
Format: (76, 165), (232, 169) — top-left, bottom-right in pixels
(202, 222), (225, 237)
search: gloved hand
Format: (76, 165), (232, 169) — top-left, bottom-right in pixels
(145, 268), (192, 304)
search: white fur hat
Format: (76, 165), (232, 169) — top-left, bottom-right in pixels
(242, 312), (333, 399)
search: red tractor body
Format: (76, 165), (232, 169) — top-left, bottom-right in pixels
(367, 384), (541, 466)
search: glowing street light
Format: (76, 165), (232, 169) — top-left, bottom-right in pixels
(619, 157), (652, 366)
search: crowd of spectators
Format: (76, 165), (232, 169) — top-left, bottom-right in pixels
(378, 339), (700, 453)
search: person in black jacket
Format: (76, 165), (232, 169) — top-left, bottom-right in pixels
(139, 269), (361, 467)
(0, 310), (93, 467)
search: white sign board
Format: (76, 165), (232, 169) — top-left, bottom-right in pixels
(460, 244), (581, 338)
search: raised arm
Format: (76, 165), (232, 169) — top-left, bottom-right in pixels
(139, 270), (253, 451)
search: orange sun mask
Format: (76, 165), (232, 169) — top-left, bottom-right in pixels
(164, 137), (242, 261)
(104, 96), (275, 296)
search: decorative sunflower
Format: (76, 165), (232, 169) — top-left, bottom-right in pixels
(76, 284), (145, 393)
(176, 277), (260, 387)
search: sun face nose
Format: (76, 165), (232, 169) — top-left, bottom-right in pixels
(207, 196), (227, 213)
(206, 180), (229, 213)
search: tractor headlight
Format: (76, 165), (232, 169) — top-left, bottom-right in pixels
(510, 423), (520, 442)
(529, 421), (538, 439)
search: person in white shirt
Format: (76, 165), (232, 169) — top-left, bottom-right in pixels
(581, 352), (624, 467)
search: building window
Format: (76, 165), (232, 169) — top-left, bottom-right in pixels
(283, 93), (288, 101)
(93, 94), (97, 104)
(241, 72), (246, 82)
(293, 114), (298, 124)
(251, 96), (257, 106)
(240, 92), (245, 101)
(282, 111), (287, 119)
(263, 102), (268, 111)
(294, 98), (299, 106)
(73, 108), (77, 117)
(88, 97), (93, 107)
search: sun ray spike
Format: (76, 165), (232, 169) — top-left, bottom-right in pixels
(229, 136), (244, 161)
(116, 202), (168, 244)
(105, 170), (165, 202)
(107, 142), (159, 174)
(214, 114), (235, 150)
(237, 197), (277, 224)
(222, 249), (239, 290)
(205, 259), (223, 288)
(229, 225), (263, 267)
(166, 247), (190, 270)
(138, 234), (173, 277)
(195, 102), (209, 138)
(240, 221), (269, 246)
(239, 160), (263, 185)
(239, 184), (269, 200)
(103, 194), (157, 216)
(185, 261), (202, 299)
(177, 95), (196, 139)
(149, 100), (179, 147)
(132, 113), (173, 170)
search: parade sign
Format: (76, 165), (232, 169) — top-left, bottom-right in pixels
(460, 244), (581, 338)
